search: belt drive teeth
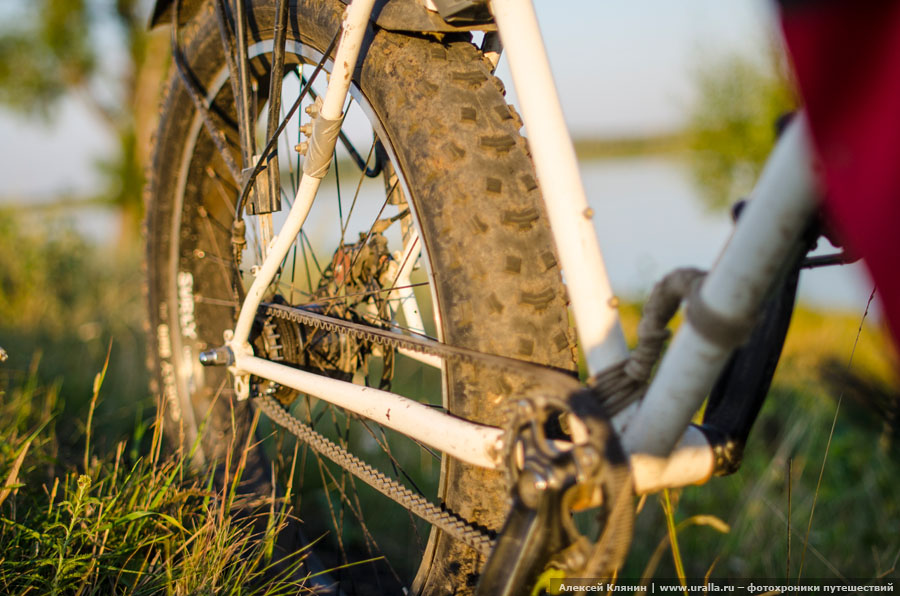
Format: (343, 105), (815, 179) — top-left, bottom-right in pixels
(260, 302), (580, 389)
(256, 393), (497, 555)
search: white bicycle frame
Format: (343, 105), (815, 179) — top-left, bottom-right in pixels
(224, 0), (820, 494)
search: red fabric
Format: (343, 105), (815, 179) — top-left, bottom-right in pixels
(780, 1), (900, 348)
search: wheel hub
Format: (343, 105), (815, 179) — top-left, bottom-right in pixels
(252, 231), (396, 404)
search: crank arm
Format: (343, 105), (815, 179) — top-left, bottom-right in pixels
(476, 482), (573, 596)
(477, 390), (635, 595)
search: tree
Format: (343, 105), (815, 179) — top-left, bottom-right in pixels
(686, 44), (797, 211)
(0, 0), (168, 245)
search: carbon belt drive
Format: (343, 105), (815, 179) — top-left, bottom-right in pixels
(250, 301), (633, 585)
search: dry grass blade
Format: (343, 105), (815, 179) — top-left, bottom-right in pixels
(0, 432), (38, 508)
(83, 340), (112, 473)
(797, 287), (876, 580)
(0, 364), (319, 595)
(640, 512), (731, 585)
(662, 489), (687, 591)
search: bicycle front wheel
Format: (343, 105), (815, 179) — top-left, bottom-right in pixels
(145, 1), (576, 592)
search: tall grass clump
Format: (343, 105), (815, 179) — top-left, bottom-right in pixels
(0, 362), (317, 595)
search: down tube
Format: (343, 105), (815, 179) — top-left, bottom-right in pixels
(490, 0), (629, 375)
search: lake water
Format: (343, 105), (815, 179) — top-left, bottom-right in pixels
(581, 156), (875, 313)
(35, 155), (875, 313)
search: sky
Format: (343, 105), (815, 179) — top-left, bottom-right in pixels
(505, 0), (777, 136)
(0, 0), (779, 198)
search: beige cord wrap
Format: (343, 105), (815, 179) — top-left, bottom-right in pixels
(590, 268), (706, 414)
(303, 110), (344, 179)
(685, 282), (758, 350)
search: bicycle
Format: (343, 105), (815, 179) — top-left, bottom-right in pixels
(143, 0), (873, 593)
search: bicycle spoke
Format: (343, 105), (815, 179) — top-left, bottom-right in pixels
(190, 249), (233, 270)
(299, 231), (315, 296)
(328, 408), (405, 588)
(273, 233), (298, 290)
(294, 68), (303, 190)
(333, 400), (432, 572)
(338, 142), (378, 247)
(197, 203), (233, 237)
(357, 418), (427, 497)
(370, 420), (429, 556)
(280, 91), (298, 196)
(359, 316), (438, 341)
(193, 295), (238, 308)
(335, 149), (344, 233)
(288, 244), (299, 304)
(305, 404), (400, 584)
(196, 208), (234, 294)
(206, 165), (238, 213)
(314, 450), (351, 563)
(171, 10), (242, 184)
(331, 183), (395, 300)
(300, 229), (324, 277)
(303, 282), (428, 307)
(271, 278), (312, 299)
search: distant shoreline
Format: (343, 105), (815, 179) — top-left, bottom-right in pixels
(573, 131), (689, 160)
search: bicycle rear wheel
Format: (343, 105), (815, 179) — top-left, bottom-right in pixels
(145, 1), (576, 592)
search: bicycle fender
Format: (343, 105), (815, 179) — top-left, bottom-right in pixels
(148, 0), (495, 32)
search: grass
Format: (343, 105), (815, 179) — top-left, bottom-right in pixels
(0, 359), (319, 595)
(0, 212), (149, 451)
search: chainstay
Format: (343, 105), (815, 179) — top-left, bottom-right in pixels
(261, 301), (581, 391)
(256, 394), (496, 555)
